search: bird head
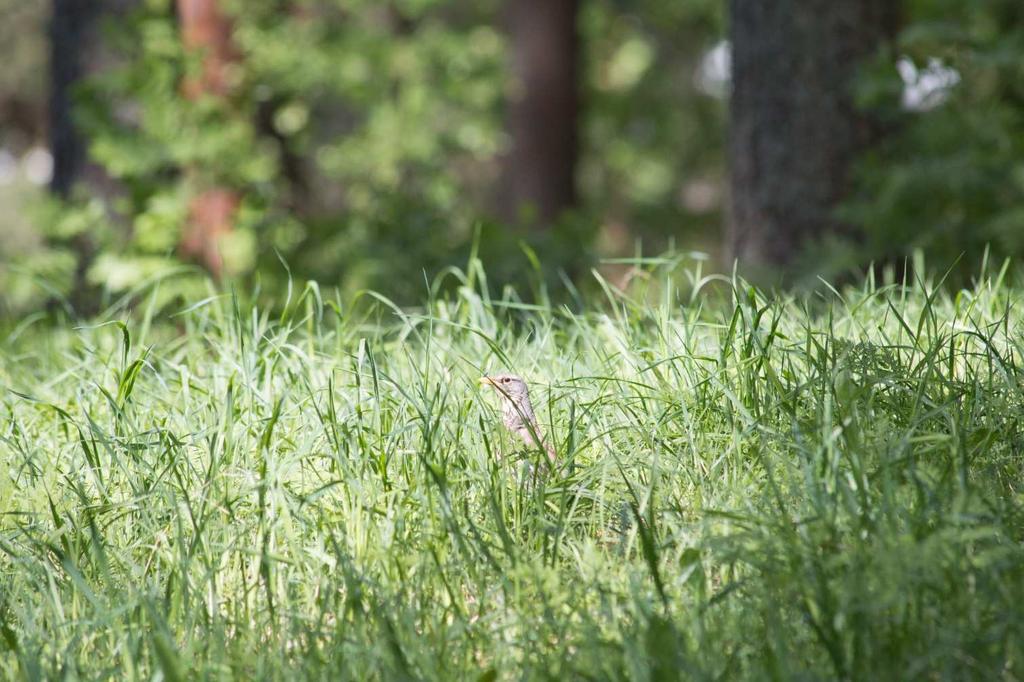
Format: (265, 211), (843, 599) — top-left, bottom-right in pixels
(480, 374), (531, 404)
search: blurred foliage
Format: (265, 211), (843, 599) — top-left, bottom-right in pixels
(69, 0), (504, 300)
(581, 0), (725, 249)
(10, 0), (1024, 311)
(840, 0), (1024, 278)
(0, 1), (50, 314)
(0, 0), (48, 147)
(21, 0), (724, 308)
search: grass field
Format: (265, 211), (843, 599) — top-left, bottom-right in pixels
(2, 257), (1023, 680)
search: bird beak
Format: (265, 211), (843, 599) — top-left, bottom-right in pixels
(479, 376), (494, 386)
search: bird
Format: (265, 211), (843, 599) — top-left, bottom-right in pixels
(480, 374), (557, 467)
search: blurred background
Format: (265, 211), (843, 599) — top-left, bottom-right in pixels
(0, 0), (1022, 314)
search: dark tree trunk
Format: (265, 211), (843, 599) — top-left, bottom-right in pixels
(49, 0), (106, 316)
(727, 1), (900, 269)
(504, 0), (580, 228)
(49, 0), (98, 198)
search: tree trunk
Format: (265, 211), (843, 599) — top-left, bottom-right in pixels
(176, 0), (239, 278)
(49, 0), (106, 316)
(727, 1), (900, 269)
(503, 0), (580, 228)
(49, 0), (98, 198)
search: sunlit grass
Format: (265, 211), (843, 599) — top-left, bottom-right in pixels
(2, 256), (1023, 679)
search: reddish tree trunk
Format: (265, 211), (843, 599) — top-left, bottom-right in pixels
(179, 188), (238, 276)
(177, 0), (238, 98)
(503, 0), (580, 228)
(176, 0), (239, 277)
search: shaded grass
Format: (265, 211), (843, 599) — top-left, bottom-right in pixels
(2, 256), (1023, 680)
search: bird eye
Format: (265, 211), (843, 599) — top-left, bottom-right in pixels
(502, 377), (510, 383)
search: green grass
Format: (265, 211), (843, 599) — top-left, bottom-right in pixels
(2, 256), (1023, 680)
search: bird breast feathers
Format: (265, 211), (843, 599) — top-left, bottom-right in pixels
(502, 396), (536, 428)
